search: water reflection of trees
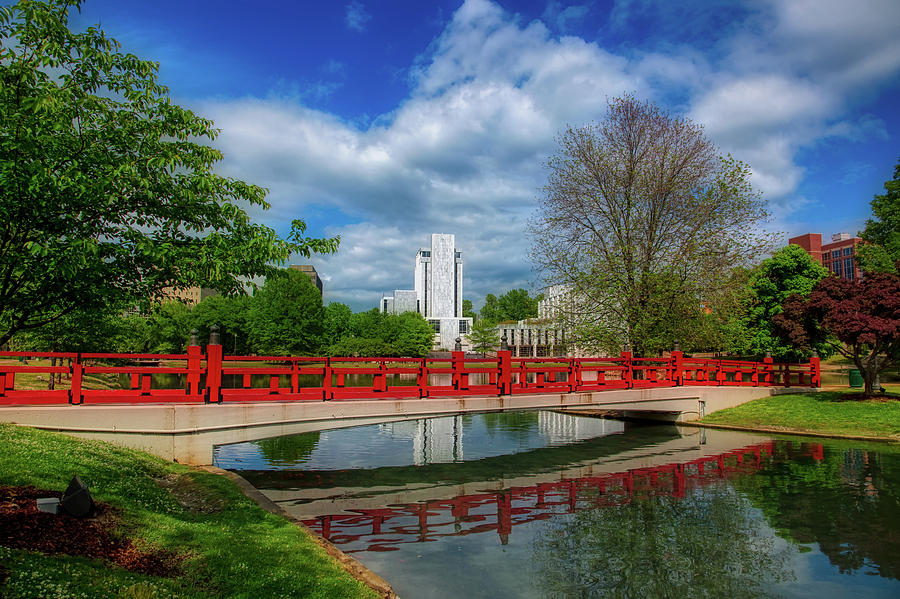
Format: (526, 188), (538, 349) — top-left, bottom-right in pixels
(532, 484), (793, 598)
(254, 432), (321, 465)
(737, 444), (900, 580)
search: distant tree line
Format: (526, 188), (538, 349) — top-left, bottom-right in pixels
(11, 268), (435, 358)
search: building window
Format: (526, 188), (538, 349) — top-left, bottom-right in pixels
(843, 247), (853, 256)
(383, 299), (388, 312)
(421, 251), (431, 257)
(459, 320), (468, 334)
(833, 261), (843, 276)
(832, 250), (841, 258)
(430, 320), (441, 333)
(844, 257), (854, 278)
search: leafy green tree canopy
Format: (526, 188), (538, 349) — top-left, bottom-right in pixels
(246, 269), (324, 355)
(468, 318), (500, 356)
(497, 289), (539, 321)
(325, 309), (434, 357)
(478, 289), (540, 322)
(857, 158), (900, 274)
(738, 244), (830, 360)
(190, 294), (251, 354)
(0, 0), (338, 346)
(479, 293), (502, 322)
(462, 299), (477, 320)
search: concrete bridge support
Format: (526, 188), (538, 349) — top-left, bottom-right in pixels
(0, 386), (812, 464)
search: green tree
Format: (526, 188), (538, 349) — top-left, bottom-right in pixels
(388, 312), (435, 357)
(13, 305), (124, 353)
(497, 288), (539, 321)
(0, 1), (338, 347)
(530, 96), (773, 356)
(857, 158), (900, 273)
(479, 293), (502, 322)
(322, 302), (354, 346)
(468, 318), (500, 356)
(190, 294), (251, 354)
(116, 314), (152, 353)
(325, 337), (395, 358)
(737, 244), (830, 360)
(246, 269), (324, 355)
(325, 310), (434, 357)
(349, 309), (386, 340)
(145, 301), (193, 354)
(462, 299), (477, 320)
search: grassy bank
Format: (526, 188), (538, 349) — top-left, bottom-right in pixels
(0, 423), (378, 599)
(699, 390), (900, 440)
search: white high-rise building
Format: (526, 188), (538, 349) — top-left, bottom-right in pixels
(381, 233), (472, 351)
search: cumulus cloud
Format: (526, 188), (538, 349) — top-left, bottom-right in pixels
(200, 0), (899, 309)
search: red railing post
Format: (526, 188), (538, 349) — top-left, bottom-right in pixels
(621, 348), (633, 389)
(69, 353), (83, 405)
(206, 326), (223, 403)
(763, 354), (774, 386)
(810, 354), (821, 388)
(670, 349), (683, 386)
(417, 357), (429, 398)
(374, 360), (387, 393)
(567, 358), (579, 393)
(498, 350), (512, 395)
(452, 351), (465, 390)
(186, 342), (202, 398)
(322, 357), (333, 400)
(716, 360), (726, 385)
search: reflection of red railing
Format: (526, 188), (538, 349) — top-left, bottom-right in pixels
(302, 441), (825, 551)
(0, 345), (820, 405)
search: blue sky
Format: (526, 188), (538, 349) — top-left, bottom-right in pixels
(48, 0), (900, 309)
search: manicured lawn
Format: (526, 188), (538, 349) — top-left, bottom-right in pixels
(0, 423), (378, 599)
(700, 390), (900, 439)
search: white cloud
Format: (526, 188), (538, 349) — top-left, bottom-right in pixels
(199, 0), (898, 309)
(345, 1), (372, 33)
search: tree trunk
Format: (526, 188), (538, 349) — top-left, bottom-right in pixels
(48, 356), (56, 391)
(862, 368), (877, 398)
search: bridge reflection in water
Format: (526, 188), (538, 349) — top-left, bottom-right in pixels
(300, 439), (824, 552)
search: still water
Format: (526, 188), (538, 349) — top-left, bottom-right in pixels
(214, 412), (900, 599)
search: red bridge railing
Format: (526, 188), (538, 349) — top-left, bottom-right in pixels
(0, 344), (820, 406)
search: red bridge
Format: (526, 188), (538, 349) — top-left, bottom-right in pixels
(0, 345), (820, 406)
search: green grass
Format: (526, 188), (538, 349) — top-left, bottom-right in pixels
(0, 423), (378, 599)
(700, 390), (900, 439)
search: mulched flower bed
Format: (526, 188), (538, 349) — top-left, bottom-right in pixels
(0, 485), (180, 577)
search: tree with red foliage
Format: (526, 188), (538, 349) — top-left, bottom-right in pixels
(775, 273), (900, 397)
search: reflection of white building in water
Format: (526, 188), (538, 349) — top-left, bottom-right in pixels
(380, 416), (464, 466)
(380, 412), (623, 466)
(538, 411), (624, 444)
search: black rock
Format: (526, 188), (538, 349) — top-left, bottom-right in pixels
(60, 475), (95, 518)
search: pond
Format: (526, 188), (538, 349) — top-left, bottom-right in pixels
(214, 412), (900, 599)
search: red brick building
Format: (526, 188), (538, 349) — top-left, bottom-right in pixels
(788, 232), (862, 281)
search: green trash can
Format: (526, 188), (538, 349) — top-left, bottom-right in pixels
(849, 369), (863, 388)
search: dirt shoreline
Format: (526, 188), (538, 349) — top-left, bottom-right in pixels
(201, 466), (399, 599)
